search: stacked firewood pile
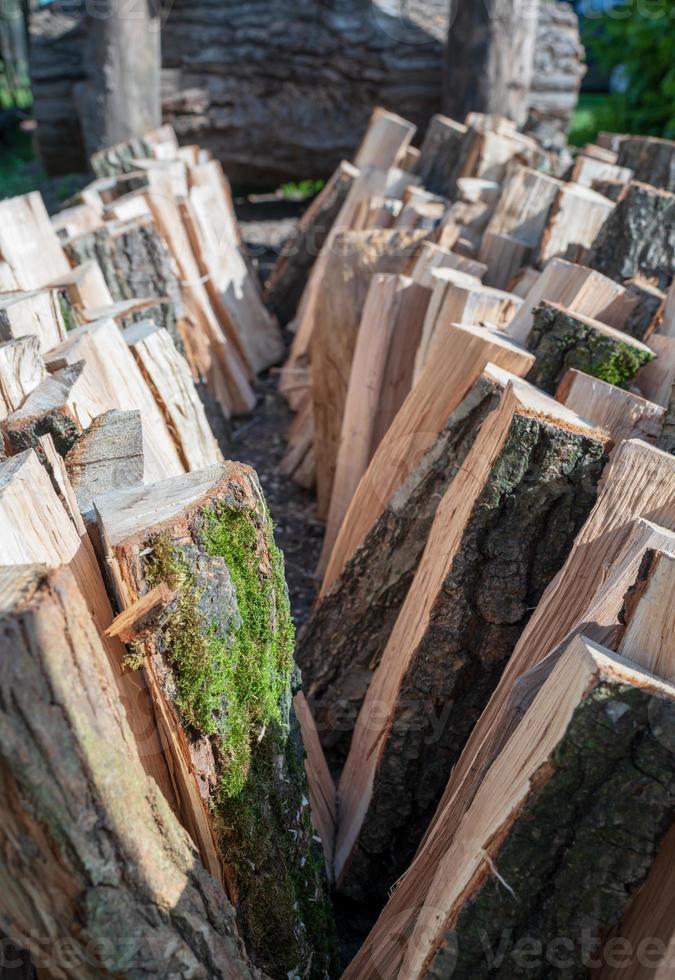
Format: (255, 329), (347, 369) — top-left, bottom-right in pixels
(1, 104), (675, 980)
(278, 108), (675, 976)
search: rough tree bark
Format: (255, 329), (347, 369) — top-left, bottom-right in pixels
(298, 371), (503, 769)
(0, 564), (260, 980)
(444, 0), (541, 127)
(76, 0), (161, 157)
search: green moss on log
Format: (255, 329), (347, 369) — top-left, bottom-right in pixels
(526, 301), (655, 394)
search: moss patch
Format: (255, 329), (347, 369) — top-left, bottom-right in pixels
(144, 501), (294, 799)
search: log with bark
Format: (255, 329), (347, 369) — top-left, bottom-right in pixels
(587, 180), (675, 290)
(0, 563), (260, 980)
(334, 380), (607, 903)
(401, 634), (675, 979)
(616, 136), (675, 193)
(525, 300), (655, 394)
(321, 323), (536, 596)
(299, 365), (507, 769)
(95, 465), (339, 979)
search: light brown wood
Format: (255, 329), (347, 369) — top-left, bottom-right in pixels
(0, 289), (67, 351)
(48, 259), (114, 310)
(507, 257), (641, 344)
(47, 318), (185, 483)
(556, 368), (664, 449)
(538, 182), (615, 265)
(321, 323), (536, 596)
(662, 280), (675, 337)
(310, 227), (427, 517)
(636, 332), (675, 408)
(346, 512), (675, 980)
(0, 450), (176, 807)
(334, 381), (605, 894)
(354, 107), (416, 171)
(401, 636), (675, 980)
(319, 274), (430, 574)
(105, 582), (178, 644)
(124, 319), (222, 471)
(144, 182), (255, 417)
(484, 165), (562, 249)
(0, 192), (70, 288)
(293, 691), (336, 875)
(413, 273), (523, 383)
(0, 337), (45, 422)
(618, 550), (675, 675)
(478, 230), (531, 289)
(50, 201), (103, 239)
(571, 152), (633, 188)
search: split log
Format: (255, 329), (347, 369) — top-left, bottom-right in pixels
(354, 107), (415, 171)
(411, 241), (487, 287)
(65, 409), (144, 523)
(414, 114), (467, 199)
(348, 511), (675, 980)
(591, 176), (626, 202)
(2, 362), (91, 459)
(478, 231), (531, 290)
(624, 275), (666, 340)
(525, 301), (655, 394)
(95, 465), (339, 980)
(318, 273), (430, 574)
(265, 161), (358, 325)
(124, 319), (222, 471)
(556, 368), (664, 448)
(299, 366), (508, 768)
(48, 259), (114, 312)
(0, 450), (176, 802)
(570, 152), (633, 189)
(0, 289), (67, 351)
(538, 182), (615, 266)
(310, 227), (428, 517)
(413, 273), (522, 383)
(144, 185), (256, 417)
(616, 136), (675, 192)
(635, 332), (675, 409)
(0, 337), (45, 422)
(0, 192), (70, 288)
(64, 217), (184, 346)
(184, 160), (284, 373)
(444, 0), (540, 127)
(400, 635), (675, 980)
(47, 318), (185, 483)
(80, 297), (173, 333)
(587, 180), (675, 289)
(508, 265), (540, 297)
(483, 166), (562, 250)
(51, 201), (103, 240)
(507, 257), (649, 345)
(335, 379), (607, 902)
(0, 564), (258, 980)
(321, 323), (535, 594)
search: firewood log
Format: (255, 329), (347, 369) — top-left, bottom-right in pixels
(570, 151), (633, 188)
(335, 381), (607, 902)
(556, 368), (664, 448)
(415, 114), (468, 199)
(124, 319), (222, 471)
(538, 182), (615, 266)
(401, 635), (675, 979)
(354, 107), (416, 171)
(95, 465), (339, 979)
(525, 301), (655, 394)
(587, 180), (675, 289)
(321, 323), (535, 595)
(0, 564), (259, 980)
(0, 289), (68, 351)
(0, 337), (45, 422)
(617, 136), (675, 192)
(484, 166), (562, 250)
(0, 192), (70, 288)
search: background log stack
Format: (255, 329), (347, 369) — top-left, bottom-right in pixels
(2, 107), (675, 979)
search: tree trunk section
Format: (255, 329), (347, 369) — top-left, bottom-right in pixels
(444, 0), (540, 127)
(76, 0), (161, 158)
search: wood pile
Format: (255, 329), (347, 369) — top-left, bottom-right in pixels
(3, 103), (675, 980)
(0, 127), (339, 979)
(273, 109), (675, 974)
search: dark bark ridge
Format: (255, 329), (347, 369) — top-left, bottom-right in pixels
(587, 180), (675, 290)
(338, 413), (607, 905)
(426, 681), (675, 980)
(297, 375), (502, 771)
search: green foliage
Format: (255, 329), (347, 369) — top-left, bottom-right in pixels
(583, 2), (675, 138)
(279, 178), (325, 200)
(569, 92), (627, 146)
(144, 504), (294, 799)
